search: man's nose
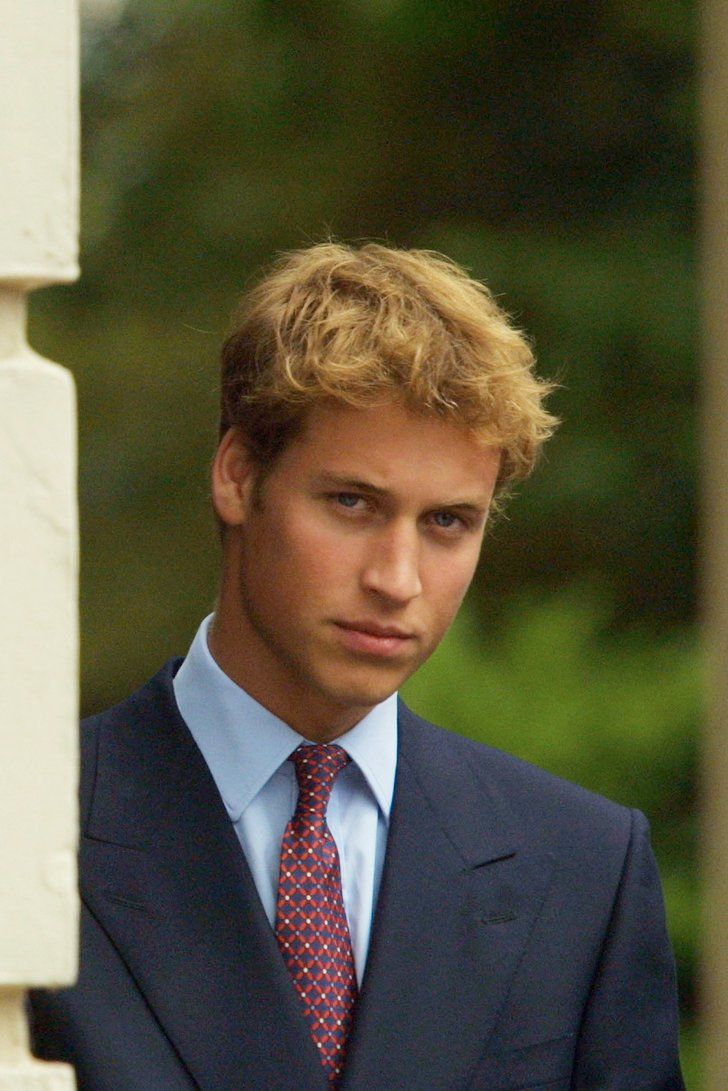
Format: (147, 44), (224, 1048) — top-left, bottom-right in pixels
(360, 525), (423, 604)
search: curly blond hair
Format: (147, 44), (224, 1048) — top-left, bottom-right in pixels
(220, 241), (558, 493)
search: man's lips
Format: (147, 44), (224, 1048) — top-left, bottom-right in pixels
(333, 620), (417, 657)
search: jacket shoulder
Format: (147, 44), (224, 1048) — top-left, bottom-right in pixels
(81, 658), (183, 734)
(398, 700), (636, 854)
(79, 658), (184, 825)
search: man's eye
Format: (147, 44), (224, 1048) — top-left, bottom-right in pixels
(432, 511), (461, 529)
(335, 493), (362, 509)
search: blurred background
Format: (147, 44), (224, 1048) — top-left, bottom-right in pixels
(30, 0), (699, 1081)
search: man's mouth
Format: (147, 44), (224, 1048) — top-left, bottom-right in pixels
(333, 620), (416, 657)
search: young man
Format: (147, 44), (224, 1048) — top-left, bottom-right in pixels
(31, 243), (684, 1089)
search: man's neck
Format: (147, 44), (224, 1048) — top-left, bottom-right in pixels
(207, 610), (373, 742)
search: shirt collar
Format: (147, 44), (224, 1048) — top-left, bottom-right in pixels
(173, 615), (398, 823)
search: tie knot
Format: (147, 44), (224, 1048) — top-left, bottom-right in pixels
(290, 743), (350, 816)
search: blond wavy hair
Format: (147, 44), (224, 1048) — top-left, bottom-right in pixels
(220, 241), (558, 494)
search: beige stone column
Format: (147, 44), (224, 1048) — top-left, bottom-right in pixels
(702, 0), (728, 1086)
(0, 1), (79, 1086)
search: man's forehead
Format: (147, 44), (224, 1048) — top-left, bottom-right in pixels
(287, 399), (500, 496)
(296, 398), (489, 451)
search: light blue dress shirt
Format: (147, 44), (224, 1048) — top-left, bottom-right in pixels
(172, 615), (398, 985)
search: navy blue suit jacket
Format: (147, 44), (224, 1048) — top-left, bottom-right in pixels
(30, 660), (684, 1089)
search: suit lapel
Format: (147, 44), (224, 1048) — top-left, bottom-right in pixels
(81, 663), (327, 1091)
(342, 703), (554, 1090)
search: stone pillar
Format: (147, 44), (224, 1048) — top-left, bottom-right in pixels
(0, 1), (79, 1086)
(702, 0), (728, 1085)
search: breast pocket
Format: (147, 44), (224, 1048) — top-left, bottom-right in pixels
(466, 1033), (576, 1091)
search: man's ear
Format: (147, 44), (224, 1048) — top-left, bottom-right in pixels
(211, 427), (257, 527)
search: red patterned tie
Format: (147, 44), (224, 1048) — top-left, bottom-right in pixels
(275, 744), (357, 1087)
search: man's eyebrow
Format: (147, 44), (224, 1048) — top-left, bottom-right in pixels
(313, 473), (390, 497)
(313, 473), (490, 514)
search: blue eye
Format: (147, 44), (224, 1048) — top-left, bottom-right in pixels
(336, 493), (361, 508)
(433, 511), (459, 528)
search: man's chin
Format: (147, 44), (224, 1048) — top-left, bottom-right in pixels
(317, 665), (414, 713)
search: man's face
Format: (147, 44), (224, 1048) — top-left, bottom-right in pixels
(212, 399), (501, 738)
